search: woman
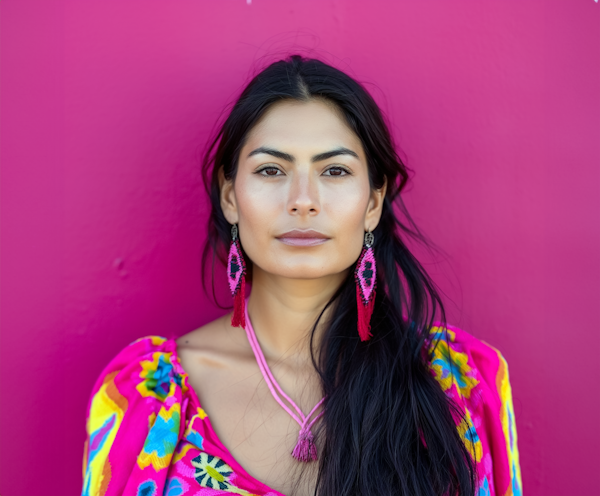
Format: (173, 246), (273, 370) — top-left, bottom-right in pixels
(81, 55), (522, 496)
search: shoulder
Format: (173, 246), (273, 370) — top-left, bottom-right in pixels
(427, 323), (508, 402)
(86, 334), (187, 406)
(82, 335), (189, 494)
(175, 313), (253, 372)
(426, 323), (522, 496)
(426, 322), (513, 435)
(84, 333), (189, 441)
(175, 312), (235, 355)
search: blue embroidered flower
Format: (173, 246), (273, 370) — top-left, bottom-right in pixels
(137, 405), (181, 471)
(142, 409), (180, 458)
(457, 416), (483, 462)
(432, 345), (465, 386)
(137, 480), (157, 496)
(137, 353), (182, 401)
(430, 339), (478, 398)
(186, 430), (204, 449)
(464, 425), (480, 445)
(165, 477), (185, 496)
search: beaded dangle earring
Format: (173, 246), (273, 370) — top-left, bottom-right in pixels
(227, 224), (246, 329)
(355, 231), (377, 341)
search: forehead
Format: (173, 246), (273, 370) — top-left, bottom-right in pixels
(243, 99), (364, 155)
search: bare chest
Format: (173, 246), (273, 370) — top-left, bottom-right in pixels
(179, 348), (322, 496)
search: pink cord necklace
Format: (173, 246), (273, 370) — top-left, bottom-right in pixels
(243, 300), (325, 462)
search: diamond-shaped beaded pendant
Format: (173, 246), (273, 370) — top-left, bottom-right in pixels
(227, 225), (246, 328)
(227, 240), (244, 295)
(354, 234), (376, 341)
(356, 248), (376, 303)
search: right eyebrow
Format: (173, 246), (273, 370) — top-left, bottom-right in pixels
(247, 147), (295, 163)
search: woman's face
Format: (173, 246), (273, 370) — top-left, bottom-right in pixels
(220, 98), (386, 282)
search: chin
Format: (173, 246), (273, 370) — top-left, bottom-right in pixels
(273, 263), (347, 281)
(251, 252), (355, 281)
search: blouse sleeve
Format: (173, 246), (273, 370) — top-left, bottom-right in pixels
(428, 324), (523, 496)
(81, 336), (189, 496)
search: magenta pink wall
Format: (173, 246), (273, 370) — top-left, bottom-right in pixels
(1, 1), (599, 495)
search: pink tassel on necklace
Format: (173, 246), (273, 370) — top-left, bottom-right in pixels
(292, 426), (318, 462)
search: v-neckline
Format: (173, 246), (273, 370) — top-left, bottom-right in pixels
(168, 337), (289, 496)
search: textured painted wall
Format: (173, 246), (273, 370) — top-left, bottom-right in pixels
(1, 1), (599, 495)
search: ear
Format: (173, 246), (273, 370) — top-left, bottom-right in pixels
(219, 167), (239, 225)
(364, 177), (387, 232)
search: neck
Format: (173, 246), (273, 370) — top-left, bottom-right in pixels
(246, 266), (348, 363)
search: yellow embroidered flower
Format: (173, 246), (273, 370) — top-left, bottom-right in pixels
(137, 403), (181, 471)
(457, 411), (483, 463)
(429, 333), (478, 398)
(137, 352), (182, 401)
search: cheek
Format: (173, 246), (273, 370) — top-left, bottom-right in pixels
(233, 177), (284, 246)
(322, 182), (370, 232)
(320, 183), (371, 268)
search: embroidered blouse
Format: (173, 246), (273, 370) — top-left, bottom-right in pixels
(81, 324), (522, 496)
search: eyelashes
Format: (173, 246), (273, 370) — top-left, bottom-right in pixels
(323, 166), (351, 177)
(255, 166), (283, 177)
(254, 165), (352, 177)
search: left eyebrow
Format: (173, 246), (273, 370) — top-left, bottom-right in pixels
(310, 147), (360, 162)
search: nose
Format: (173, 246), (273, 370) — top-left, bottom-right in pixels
(287, 170), (320, 216)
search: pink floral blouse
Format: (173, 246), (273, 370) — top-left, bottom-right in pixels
(81, 324), (522, 496)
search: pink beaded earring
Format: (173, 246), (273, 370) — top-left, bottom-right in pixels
(355, 231), (376, 341)
(227, 224), (246, 329)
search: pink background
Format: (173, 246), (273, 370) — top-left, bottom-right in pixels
(1, 1), (599, 495)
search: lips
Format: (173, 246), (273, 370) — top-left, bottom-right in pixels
(276, 229), (329, 247)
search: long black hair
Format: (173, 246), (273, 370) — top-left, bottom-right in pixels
(201, 55), (476, 496)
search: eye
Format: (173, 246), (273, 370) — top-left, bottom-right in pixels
(256, 166), (284, 177)
(323, 166), (351, 177)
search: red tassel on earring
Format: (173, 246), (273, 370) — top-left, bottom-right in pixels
(227, 225), (246, 329)
(355, 239), (376, 341)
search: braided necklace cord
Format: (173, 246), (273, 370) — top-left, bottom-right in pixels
(243, 299), (325, 462)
